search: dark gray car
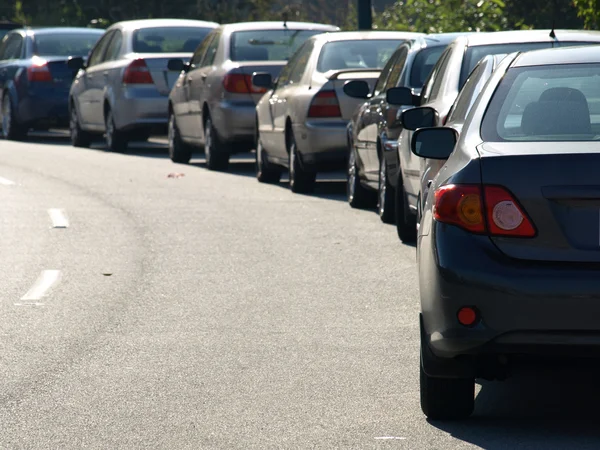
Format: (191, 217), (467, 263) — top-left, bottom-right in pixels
(413, 45), (600, 420)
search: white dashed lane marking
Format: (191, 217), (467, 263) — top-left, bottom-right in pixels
(0, 176), (15, 186)
(48, 208), (69, 228)
(16, 270), (62, 305)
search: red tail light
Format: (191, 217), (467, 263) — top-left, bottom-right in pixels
(223, 73), (267, 94)
(123, 59), (153, 84)
(27, 58), (52, 82)
(308, 90), (341, 118)
(433, 184), (536, 237)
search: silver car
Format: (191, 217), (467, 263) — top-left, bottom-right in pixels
(253, 31), (423, 193)
(67, 18), (219, 151)
(167, 21), (339, 169)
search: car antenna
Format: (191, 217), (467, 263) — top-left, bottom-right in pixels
(283, 11), (289, 28)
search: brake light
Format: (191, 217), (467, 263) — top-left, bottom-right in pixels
(123, 59), (153, 84)
(223, 73), (266, 94)
(308, 90), (341, 118)
(433, 184), (536, 237)
(27, 57), (52, 82)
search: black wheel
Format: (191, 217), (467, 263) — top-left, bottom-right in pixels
(1, 93), (27, 141)
(168, 112), (192, 164)
(288, 132), (315, 193)
(204, 116), (229, 171)
(256, 137), (281, 184)
(377, 154), (396, 223)
(105, 108), (128, 152)
(420, 355), (475, 420)
(347, 140), (375, 209)
(69, 102), (92, 148)
(395, 176), (417, 243)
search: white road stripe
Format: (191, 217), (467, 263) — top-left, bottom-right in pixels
(19, 270), (61, 302)
(48, 209), (69, 228)
(0, 176), (15, 186)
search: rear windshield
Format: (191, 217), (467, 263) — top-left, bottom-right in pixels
(460, 41), (600, 88)
(132, 26), (214, 53)
(481, 63), (600, 142)
(33, 32), (102, 57)
(230, 29), (325, 62)
(409, 45), (446, 88)
(317, 39), (402, 72)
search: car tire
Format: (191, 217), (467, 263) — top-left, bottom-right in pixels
(288, 132), (315, 193)
(105, 108), (128, 152)
(1, 93), (26, 141)
(255, 137), (281, 184)
(69, 103), (92, 148)
(377, 155), (396, 223)
(395, 176), (417, 243)
(204, 116), (229, 171)
(168, 112), (192, 164)
(420, 354), (475, 420)
(347, 141), (375, 209)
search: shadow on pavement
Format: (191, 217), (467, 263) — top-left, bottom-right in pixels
(430, 365), (600, 448)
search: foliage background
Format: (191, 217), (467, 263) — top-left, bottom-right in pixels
(0, 0), (591, 32)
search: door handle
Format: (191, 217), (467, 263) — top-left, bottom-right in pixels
(427, 180), (432, 188)
(103, 71), (108, 77)
(200, 74), (207, 80)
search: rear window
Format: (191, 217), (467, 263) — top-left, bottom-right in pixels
(409, 45), (445, 88)
(460, 41), (600, 88)
(132, 27), (214, 53)
(317, 39), (402, 73)
(230, 29), (324, 62)
(33, 32), (102, 57)
(481, 63), (600, 142)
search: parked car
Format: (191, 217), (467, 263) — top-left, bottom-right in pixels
(400, 53), (507, 232)
(415, 44), (600, 420)
(0, 20), (20, 41)
(343, 33), (463, 222)
(253, 31), (424, 193)
(392, 29), (600, 243)
(67, 19), (219, 151)
(167, 21), (339, 169)
(0, 27), (104, 140)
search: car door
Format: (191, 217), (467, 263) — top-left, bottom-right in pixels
(189, 30), (221, 141)
(0, 33), (24, 89)
(76, 30), (115, 127)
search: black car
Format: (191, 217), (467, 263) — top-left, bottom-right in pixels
(413, 45), (600, 420)
(343, 33), (467, 223)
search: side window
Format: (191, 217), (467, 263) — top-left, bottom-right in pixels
(447, 62), (488, 123)
(428, 48), (453, 101)
(382, 47), (408, 91)
(190, 33), (213, 67)
(0, 34), (23, 60)
(200, 32), (220, 67)
(421, 47), (451, 104)
(104, 30), (123, 62)
(87, 31), (114, 67)
(373, 51), (399, 96)
(275, 43), (305, 88)
(288, 41), (314, 85)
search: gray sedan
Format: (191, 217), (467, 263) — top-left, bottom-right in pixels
(167, 21), (339, 169)
(67, 18), (218, 151)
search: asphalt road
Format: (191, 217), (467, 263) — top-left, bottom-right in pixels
(1, 131), (600, 449)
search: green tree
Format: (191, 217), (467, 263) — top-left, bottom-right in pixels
(573, 0), (600, 29)
(505, 0), (583, 29)
(374, 0), (507, 33)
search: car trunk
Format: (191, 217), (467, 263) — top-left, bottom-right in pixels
(38, 57), (82, 87)
(478, 141), (600, 263)
(323, 69), (381, 119)
(236, 61), (287, 104)
(136, 53), (193, 95)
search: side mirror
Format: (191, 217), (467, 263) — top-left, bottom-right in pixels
(343, 80), (370, 99)
(386, 86), (419, 106)
(67, 56), (85, 71)
(411, 127), (458, 160)
(401, 106), (438, 131)
(252, 72), (273, 89)
(168, 58), (189, 72)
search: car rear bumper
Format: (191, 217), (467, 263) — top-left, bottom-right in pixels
(113, 88), (169, 131)
(418, 223), (600, 374)
(293, 120), (348, 169)
(211, 100), (255, 147)
(17, 87), (70, 126)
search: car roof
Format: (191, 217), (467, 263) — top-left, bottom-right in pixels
(512, 44), (600, 67)
(463, 29), (600, 47)
(113, 18), (219, 31)
(422, 32), (474, 45)
(311, 30), (425, 43)
(220, 21), (339, 32)
(22, 27), (105, 36)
